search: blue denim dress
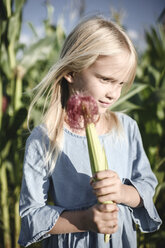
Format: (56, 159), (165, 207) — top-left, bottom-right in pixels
(18, 112), (162, 247)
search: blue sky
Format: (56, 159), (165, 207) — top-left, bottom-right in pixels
(21, 0), (165, 52)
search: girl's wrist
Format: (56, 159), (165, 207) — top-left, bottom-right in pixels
(120, 184), (127, 205)
(80, 208), (90, 231)
(71, 209), (88, 232)
(120, 184), (142, 208)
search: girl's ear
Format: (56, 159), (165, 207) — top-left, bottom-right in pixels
(64, 72), (75, 84)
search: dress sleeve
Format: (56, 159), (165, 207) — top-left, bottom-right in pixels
(123, 120), (162, 233)
(18, 126), (65, 247)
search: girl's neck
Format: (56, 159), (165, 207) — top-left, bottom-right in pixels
(64, 111), (113, 136)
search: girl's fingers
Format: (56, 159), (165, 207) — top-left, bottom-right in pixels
(90, 177), (94, 185)
(94, 182), (121, 195)
(88, 203), (119, 234)
(97, 193), (116, 203)
(91, 170), (122, 203)
(92, 178), (121, 194)
(94, 220), (118, 234)
(93, 170), (115, 180)
(92, 171), (119, 187)
(92, 178), (115, 190)
(98, 203), (119, 213)
(96, 204), (119, 233)
(106, 223), (118, 234)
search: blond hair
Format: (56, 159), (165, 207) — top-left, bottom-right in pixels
(28, 16), (137, 172)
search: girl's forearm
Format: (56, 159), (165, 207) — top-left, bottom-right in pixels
(48, 210), (86, 234)
(48, 203), (119, 235)
(121, 184), (143, 208)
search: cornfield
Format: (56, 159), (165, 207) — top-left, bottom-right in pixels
(0, 1), (164, 247)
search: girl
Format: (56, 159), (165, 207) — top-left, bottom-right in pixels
(18, 16), (161, 247)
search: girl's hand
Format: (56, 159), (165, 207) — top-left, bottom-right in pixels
(83, 203), (118, 234)
(48, 203), (118, 235)
(91, 170), (124, 204)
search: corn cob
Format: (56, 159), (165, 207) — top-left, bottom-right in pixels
(86, 123), (112, 243)
(66, 93), (112, 243)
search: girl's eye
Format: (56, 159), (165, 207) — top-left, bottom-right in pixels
(119, 82), (124, 86)
(101, 77), (113, 83)
(102, 78), (110, 82)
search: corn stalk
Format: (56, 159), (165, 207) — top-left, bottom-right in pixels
(0, 160), (11, 248)
(0, 1), (66, 247)
(0, 81), (2, 129)
(14, 186), (21, 248)
(0, 1), (26, 247)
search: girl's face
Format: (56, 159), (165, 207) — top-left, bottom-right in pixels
(66, 54), (129, 114)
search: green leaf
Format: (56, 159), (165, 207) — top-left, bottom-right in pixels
(27, 22), (39, 39)
(0, 0), (11, 19)
(7, 13), (21, 44)
(19, 35), (57, 73)
(14, 0), (26, 13)
(111, 83), (147, 111)
(111, 100), (141, 113)
(0, 107), (27, 152)
(154, 182), (165, 202)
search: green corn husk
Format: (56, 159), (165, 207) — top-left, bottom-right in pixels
(86, 123), (113, 243)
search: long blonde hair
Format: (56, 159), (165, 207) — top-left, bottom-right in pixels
(28, 16), (137, 172)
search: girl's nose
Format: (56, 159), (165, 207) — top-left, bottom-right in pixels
(106, 92), (114, 100)
(106, 86), (116, 98)
(106, 84), (120, 100)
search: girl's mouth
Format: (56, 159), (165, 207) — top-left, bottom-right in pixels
(98, 100), (112, 108)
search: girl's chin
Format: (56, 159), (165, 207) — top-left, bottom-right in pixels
(97, 103), (112, 114)
(98, 108), (109, 115)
